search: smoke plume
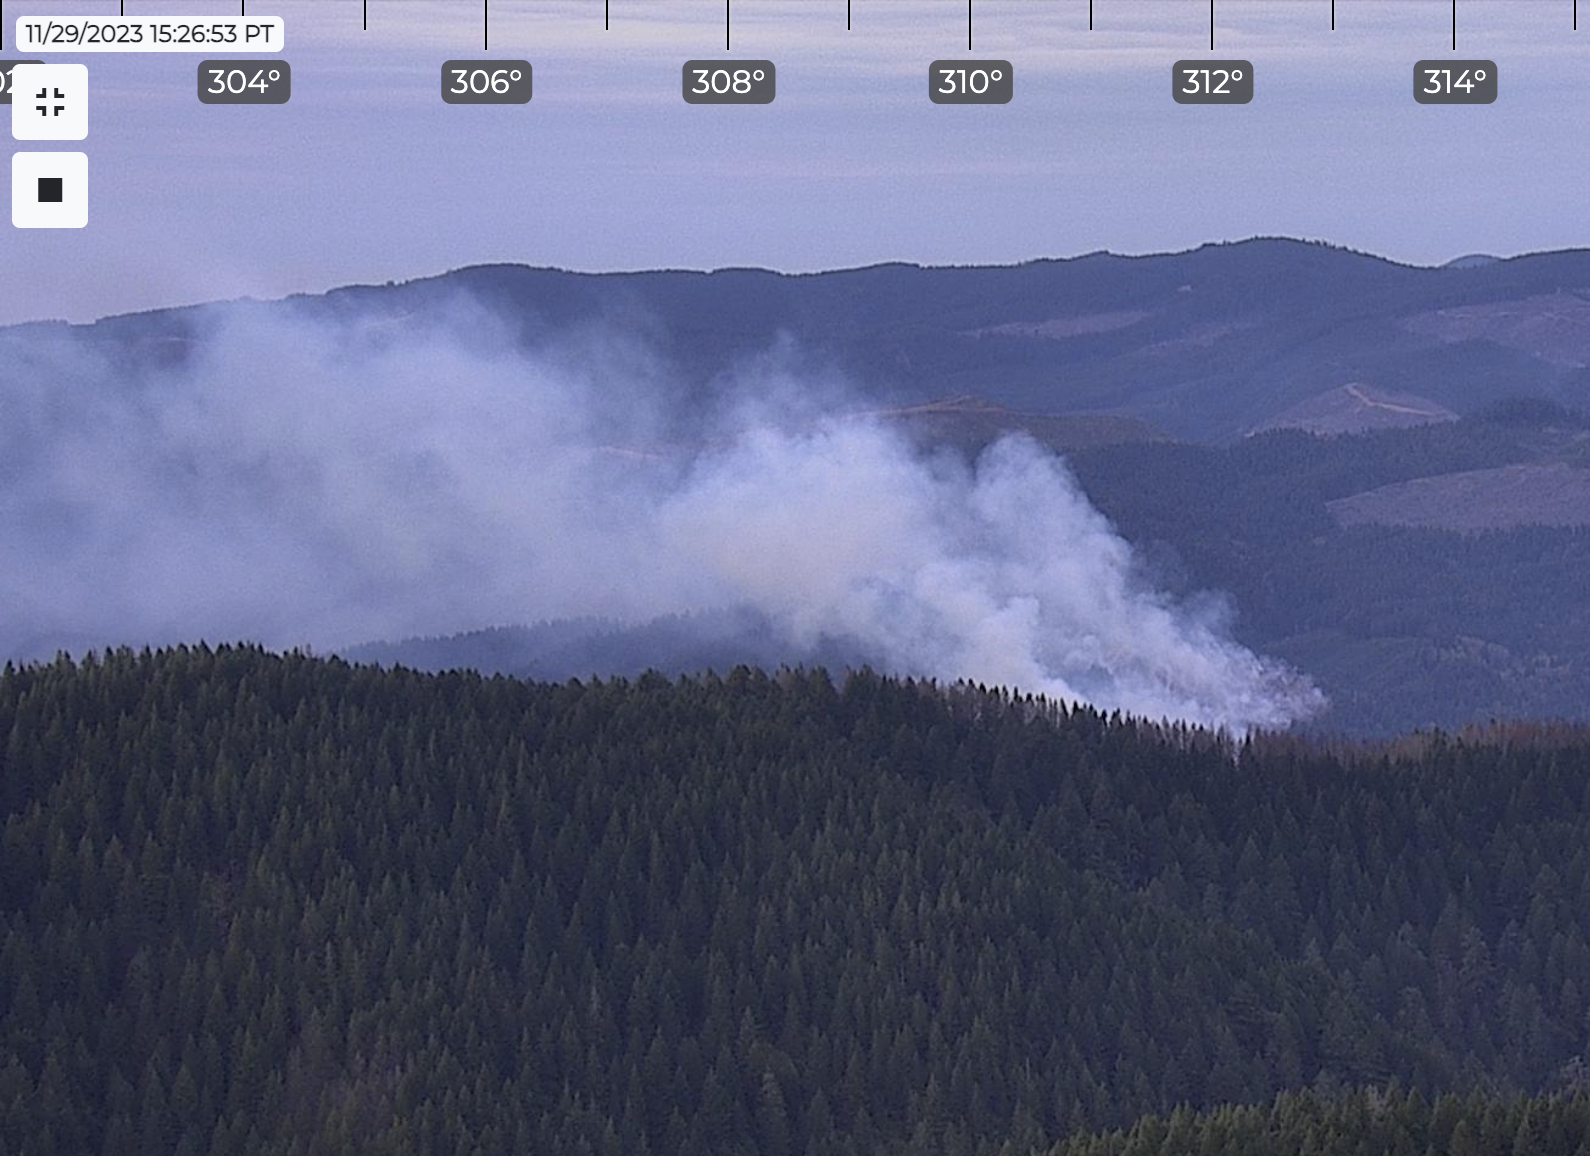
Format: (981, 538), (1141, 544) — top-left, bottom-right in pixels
(0, 296), (1322, 731)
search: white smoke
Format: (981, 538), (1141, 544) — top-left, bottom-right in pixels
(0, 296), (1322, 731)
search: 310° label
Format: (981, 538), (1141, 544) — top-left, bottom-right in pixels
(930, 60), (1013, 104)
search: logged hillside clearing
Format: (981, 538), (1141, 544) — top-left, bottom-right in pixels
(1329, 462), (1590, 530)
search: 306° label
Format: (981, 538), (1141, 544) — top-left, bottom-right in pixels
(442, 61), (533, 105)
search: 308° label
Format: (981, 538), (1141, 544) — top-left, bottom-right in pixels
(682, 61), (776, 104)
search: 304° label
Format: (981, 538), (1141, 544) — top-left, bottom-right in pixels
(1173, 60), (1253, 105)
(198, 60), (290, 104)
(1414, 60), (1497, 104)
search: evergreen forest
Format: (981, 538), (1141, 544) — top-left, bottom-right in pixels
(5, 647), (1590, 1154)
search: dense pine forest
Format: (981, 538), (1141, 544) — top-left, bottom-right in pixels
(1045, 1087), (1590, 1156)
(5, 647), (1590, 1155)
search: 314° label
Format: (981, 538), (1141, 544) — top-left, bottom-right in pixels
(1414, 60), (1497, 104)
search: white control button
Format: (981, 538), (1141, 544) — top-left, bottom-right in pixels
(13, 152), (88, 229)
(11, 64), (88, 141)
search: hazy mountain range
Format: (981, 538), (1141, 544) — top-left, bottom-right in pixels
(19, 237), (1590, 439)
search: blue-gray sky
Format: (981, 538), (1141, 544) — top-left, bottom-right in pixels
(6, 0), (1588, 324)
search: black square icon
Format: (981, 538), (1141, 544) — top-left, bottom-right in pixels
(37, 177), (64, 204)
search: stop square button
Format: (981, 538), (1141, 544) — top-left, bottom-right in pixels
(13, 152), (88, 229)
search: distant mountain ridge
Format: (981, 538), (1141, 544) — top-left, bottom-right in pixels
(342, 610), (875, 684)
(12, 237), (1590, 442)
(868, 395), (1169, 453)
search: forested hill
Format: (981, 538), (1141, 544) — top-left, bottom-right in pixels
(6, 648), (1590, 1155)
(1045, 1087), (1590, 1156)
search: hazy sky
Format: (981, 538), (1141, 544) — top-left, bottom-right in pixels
(6, 0), (1589, 323)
